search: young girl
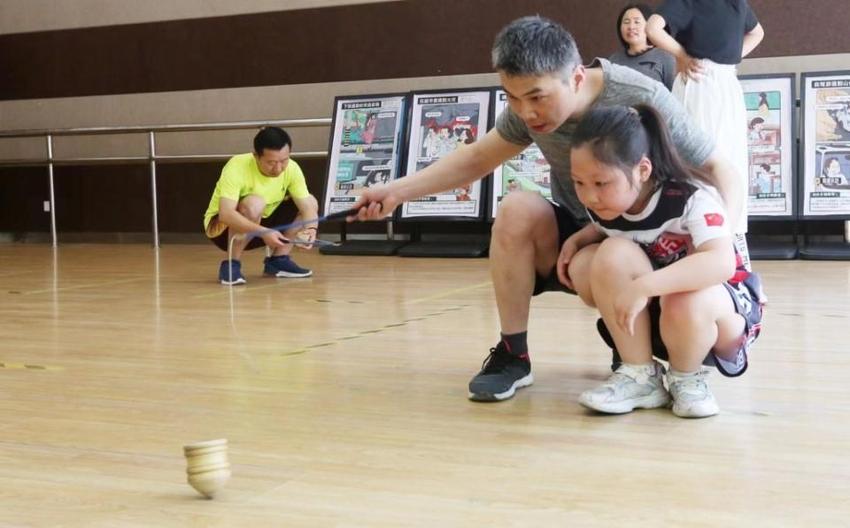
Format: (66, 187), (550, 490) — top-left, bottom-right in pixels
(646, 0), (764, 268)
(558, 104), (764, 418)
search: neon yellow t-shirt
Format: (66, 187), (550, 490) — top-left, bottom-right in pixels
(203, 153), (309, 229)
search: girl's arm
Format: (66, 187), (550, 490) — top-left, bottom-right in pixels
(646, 14), (704, 79)
(646, 14), (685, 58)
(565, 223), (606, 251)
(556, 223), (606, 288)
(634, 236), (736, 298)
(741, 23), (764, 58)
(615, 236), (736, 334)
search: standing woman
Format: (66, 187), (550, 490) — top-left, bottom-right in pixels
(647, 0), (764, 267)
(609, 4), (677, 90)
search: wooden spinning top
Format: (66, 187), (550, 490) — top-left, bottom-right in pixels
(183, 438), (230, 499)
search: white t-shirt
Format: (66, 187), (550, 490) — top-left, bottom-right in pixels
(590, 180), (732, 269)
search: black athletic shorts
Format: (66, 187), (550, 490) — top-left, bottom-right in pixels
(532, 201), (584, 296)
(206, 201), (298, 252)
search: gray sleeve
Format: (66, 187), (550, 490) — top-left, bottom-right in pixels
(650, 87), (714, 166)
(660, 50), (677, 91)
(495, 106), (534, 147)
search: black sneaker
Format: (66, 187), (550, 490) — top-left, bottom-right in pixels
(468, 342), (533, 402)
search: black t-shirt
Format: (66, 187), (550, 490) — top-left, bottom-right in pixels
(657, 0), (758, 64)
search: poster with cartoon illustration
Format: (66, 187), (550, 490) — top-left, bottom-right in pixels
(489, 90), (553, 219)
(802, 72), (850, 216)
(739, 75), (795, 216)
(401, 90), (491, 219)
(324, 94), (407, 216)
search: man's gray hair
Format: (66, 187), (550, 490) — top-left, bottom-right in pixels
(491, 16), (582, 78)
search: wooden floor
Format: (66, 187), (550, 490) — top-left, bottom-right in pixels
(1, 243), (848, 526)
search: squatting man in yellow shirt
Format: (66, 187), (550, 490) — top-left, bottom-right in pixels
(203, 127), (319, 285)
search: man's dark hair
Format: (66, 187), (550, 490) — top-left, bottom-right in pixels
(492, 16), (581, 78)
(253, 127), (292, 154)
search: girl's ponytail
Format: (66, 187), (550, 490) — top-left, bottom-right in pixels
(572, 103), (708, 188)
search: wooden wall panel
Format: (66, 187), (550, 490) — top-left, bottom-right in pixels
(1, 0), (845, 101)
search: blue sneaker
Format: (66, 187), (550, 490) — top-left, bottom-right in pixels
(219, 259), (246, 285)
(263, 255), (312, 278)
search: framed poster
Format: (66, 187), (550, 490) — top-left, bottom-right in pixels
(739, 74), (796, 218)
(400, 89), (492, 220)
(801, 71), (850, 218)
(323, 93), (408, 216)
(489, 89), (553, 219)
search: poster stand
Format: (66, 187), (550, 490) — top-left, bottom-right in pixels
(320, 92), (410, 256)
(798, 71), (850, 259)
(739, 74), (799, 260)
(395, 88), (495, 257)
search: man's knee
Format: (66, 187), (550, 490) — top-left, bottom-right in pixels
(493, 191), (554, 239)
(237, 195), (266, 221)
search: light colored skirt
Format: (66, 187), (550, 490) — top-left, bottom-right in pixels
(673, 61), (750, 237)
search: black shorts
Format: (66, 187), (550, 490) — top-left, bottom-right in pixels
(532, 201), (584, 296)
(600, 272), (765, 377)
(713, 272), (764, 377)
(207, 200), (298, 252)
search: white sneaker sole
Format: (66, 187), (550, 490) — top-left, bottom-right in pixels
(579, 390), (671, 414)
(468, 373), (534, 402)
(672, 400), (719, 418)
(220, 278), (246, 285)
(267, 270), (313, 278)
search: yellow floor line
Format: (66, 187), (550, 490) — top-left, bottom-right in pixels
(16, 277), (147, 296)
(278, 304), (471, 357)
(405, 280), (491, 305)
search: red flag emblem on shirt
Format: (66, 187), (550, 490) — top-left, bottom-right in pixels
(704, 213), (724, 227)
